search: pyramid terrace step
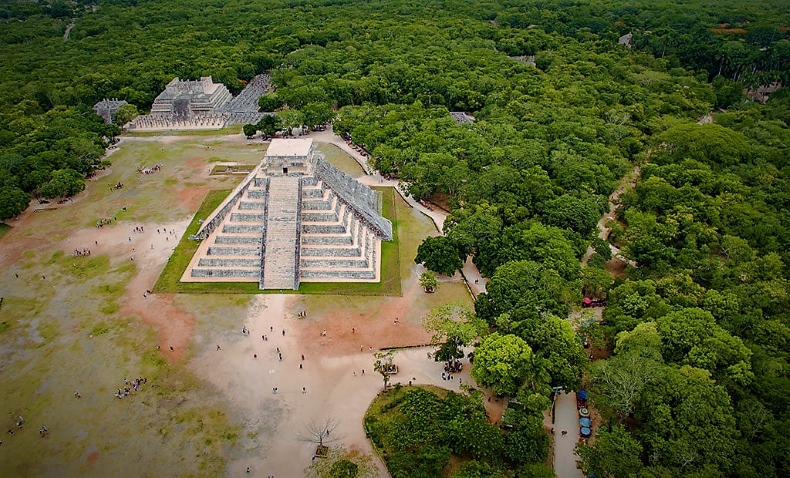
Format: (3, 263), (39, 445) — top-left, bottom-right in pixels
(300, 257), (371, 268)
(223, 224), (264, 234)
(199, 257), (260, 267)
(300, 269), (376, 280)
(230, 212), (265, 222)
(207, 246), (261, 256)
(238, 201), (266, 210)
(246, 189), (267, 199)
(191, 268), (260, 279)
(214, 235), (262, 245)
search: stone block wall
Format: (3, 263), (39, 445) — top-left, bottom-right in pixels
(301, 234), (354, 246)
(230, 212), (265, 222)
(311, 158), (392, 240)
(198, 257), (260, 267)
(191, 268), (260, 278)
(238, 201), (265, 210)
(223, 224), (264, 234)
(215, 236), (262, 244)
(207, 247), (261, 256)
(300, 269), (376, 280)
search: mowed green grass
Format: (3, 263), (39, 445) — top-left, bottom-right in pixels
(0, 222), (11, 240)
(125, 125), (243, 137)
(315, 143), (366, 178)
(154, 186), (404, 296)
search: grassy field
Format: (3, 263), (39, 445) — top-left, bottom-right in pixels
(125, 125), (243, 137)
(154, 186), (404, 296)
(315, 143), (366, 178)
(0, 134), (470, 475)
(0, 222), (11, 240)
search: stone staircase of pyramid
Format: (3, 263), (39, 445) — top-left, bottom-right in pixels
(260, 176), (302, 290)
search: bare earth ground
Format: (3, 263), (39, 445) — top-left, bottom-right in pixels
(0, 132), (477, 477)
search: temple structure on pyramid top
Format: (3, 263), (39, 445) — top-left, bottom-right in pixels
(183, 138), (393, 290)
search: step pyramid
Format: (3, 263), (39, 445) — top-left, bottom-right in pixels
(183, 138), (392, 290)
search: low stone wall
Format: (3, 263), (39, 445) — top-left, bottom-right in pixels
(301, 187), (323, 199)
(301, 234), (354, 246)
(311, 157), (392, 240)
(230, 212), (265, 222)
(302, 223), (349, 234)
(223, 224), (264, 234)
(191, 268), (260, 278)
(207, 247), (261, 256)
(301, 245), (364, 257)
(247, 189), (267, 199)
(301, 211), (338, 222)
(300, 257), (370, 269)
(300, 269), (376, 280)
(198, 257), (260, 267)
(238, 201), (265, 210)
(215, 235), (262, 244)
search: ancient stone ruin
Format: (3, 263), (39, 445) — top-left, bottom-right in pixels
(127, 74), (271, 131)
(93, 99), (128, 124)
(183, 138), (393, 290)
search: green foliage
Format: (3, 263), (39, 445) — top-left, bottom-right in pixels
(242, 123), (257, 138)
(577, 426), (643, 478)
(113, 103), (139, 125)
(422, 302), (485, 362)
(475, 260), (578, 325)
(256, 114), (282, 138)
(0, 185), (29, 220)
(513, 314), (586, 390)
(366, 386), (543, 477)
(258, 93), (284, 112)
(470, 332), (533, 396)
(305, 446), (378, 478)
(419, 271), (438, 292)
(40, 168), (85, 199)
(414, 235), (464, 276)
(475, 222), (581, 280)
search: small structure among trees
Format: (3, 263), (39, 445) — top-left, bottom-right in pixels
(93, 99), (128, 124)
(373, 350), (398, 390)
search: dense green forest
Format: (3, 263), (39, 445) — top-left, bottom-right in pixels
(2, 0), (790, 476)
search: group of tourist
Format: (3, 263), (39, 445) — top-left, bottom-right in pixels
(72, 248), (92, 257)
(3, 415), (48, 444)
(137, 164), (162, 174)
(115, 376), (147, 399)
(95, 217), (115, 228)
(444, 359), (463, 373)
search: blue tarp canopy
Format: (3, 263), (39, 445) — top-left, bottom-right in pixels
(580, 427), (591, 436)
(577, 390), (588, 400)
(580, 417), (592, 427)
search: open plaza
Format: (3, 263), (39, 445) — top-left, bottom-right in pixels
(0, 128), (498, 476)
